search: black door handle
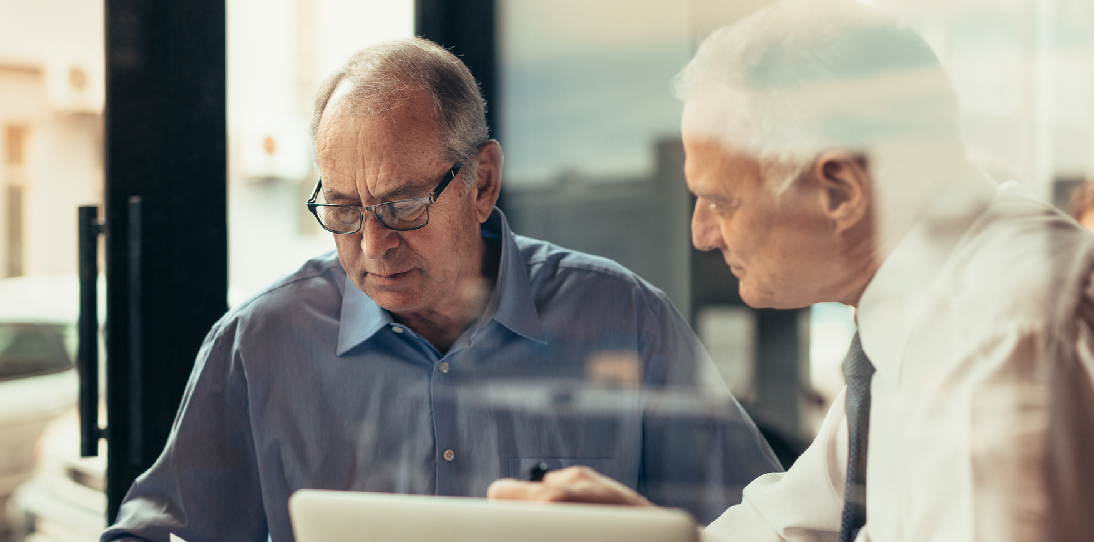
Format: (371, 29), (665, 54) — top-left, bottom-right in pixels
(77, 205), (104, 457)
(128, 196), (144, 466)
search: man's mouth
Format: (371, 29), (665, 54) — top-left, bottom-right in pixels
(368, 269), (413, 285)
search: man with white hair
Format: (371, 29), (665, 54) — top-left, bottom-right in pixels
(99, 38), (782, 542)
(489, 1), (1094, 540)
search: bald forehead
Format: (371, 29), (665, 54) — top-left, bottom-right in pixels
(315, 87), (448, 203)
(318, 83), (439, 143)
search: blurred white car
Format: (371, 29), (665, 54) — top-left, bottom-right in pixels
(0, 275), (87, 541)
(6, 409), (105, 542)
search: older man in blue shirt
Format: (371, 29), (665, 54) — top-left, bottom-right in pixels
(101, 37), (780, 542)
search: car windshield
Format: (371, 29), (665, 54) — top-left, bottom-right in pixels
(0, 322), (73, 382)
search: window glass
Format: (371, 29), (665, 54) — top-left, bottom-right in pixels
(0, 322), (72, 381)
(226, 0), (414, 299)
(499, 0), (691, 185)
(498, 0), (1094, 450)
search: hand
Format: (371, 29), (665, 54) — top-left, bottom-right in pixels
(486, 465), (656, 508)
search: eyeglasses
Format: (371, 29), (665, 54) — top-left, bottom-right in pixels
(306, 164), (461, 233)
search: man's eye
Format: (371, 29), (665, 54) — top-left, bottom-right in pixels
(389, 200), (421, 213)
(704, 198), (739, 216)
(699, 197), (722, 211)
(332, 207), (359, 223)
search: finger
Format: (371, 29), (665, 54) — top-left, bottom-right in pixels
(541, 465), (598, 484)
(568, 480), (653, 506)
(541, 467), (651, 506)
(489, 478), (611, 505)
(487, 478), (554, 501)
(488, 466), (603, 501)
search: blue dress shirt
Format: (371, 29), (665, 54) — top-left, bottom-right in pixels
(102, 209), (781, 542)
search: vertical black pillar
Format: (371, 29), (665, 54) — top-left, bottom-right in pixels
(103, 0), (227, 521)
(415, 0), (505, 208)
(754, 308), (808, 444)
(415, 0), (498, 139)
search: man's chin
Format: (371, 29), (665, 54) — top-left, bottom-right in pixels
(738, 283), (782, 310)
(363, 288), (424, 314)
(348, 272), (421, 311)
(739, 293), (773, 309)
(739, 285), (813, 310)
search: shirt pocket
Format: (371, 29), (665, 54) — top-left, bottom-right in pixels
(509, 457), (619, 482)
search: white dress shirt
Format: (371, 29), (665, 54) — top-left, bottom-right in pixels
(704, 172), (1094, 541)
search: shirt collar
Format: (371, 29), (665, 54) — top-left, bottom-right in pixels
(856, 167), (996, 386)
(337, 271), (391, 355)
(336, 207), (546, 356)
(483, 208), (547, 344)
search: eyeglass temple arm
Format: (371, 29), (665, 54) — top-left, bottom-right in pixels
(431, 165), (461, 202)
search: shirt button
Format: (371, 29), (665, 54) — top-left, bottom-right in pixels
(438, 362), (450, 373)
(392, 326), (404, 334)
(443, 449), (455, 462)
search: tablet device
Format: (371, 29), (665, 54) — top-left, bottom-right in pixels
(289, 490), (698, 542)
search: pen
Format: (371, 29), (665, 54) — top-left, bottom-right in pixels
(527, 462), (550, 482)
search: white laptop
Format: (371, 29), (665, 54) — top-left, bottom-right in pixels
(289, 490), (699, 542)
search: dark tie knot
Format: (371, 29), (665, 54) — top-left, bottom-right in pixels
(843, 333), (876, 382)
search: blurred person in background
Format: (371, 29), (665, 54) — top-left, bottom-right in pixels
(99, 38), (781, 542)
(488, 1), (1094, 541)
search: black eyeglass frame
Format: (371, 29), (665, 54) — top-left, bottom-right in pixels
(306, 163), (462, 234)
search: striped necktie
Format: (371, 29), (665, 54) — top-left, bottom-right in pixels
(839, 332), (875, 542)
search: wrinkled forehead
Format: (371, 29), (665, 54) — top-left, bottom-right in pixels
(316, 85), (447, 196)
(319, 83), (442, 153)
(682, 135), (767, 197)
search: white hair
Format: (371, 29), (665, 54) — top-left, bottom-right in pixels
(674, 0), (965, 197)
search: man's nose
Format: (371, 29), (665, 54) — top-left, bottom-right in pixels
(359, 213), (400, 259)
(691, 203), (722, 252)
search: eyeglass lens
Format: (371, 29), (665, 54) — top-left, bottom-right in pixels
(315, 199), (431, 233)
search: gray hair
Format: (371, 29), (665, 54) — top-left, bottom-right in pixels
(311, 37), (489, 187)
(674, 0), (965, 197)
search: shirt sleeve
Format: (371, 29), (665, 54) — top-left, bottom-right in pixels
(703, 390), (846, 542)
(100, 318), (268, 542)
(1043, 276), (1094, 541)
(950, 275), (1094, 542)
(634, 290), (785, 525)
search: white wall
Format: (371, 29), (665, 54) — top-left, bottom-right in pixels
(0, 0), (104, 277)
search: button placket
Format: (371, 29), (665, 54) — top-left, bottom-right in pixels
(431, 352), (458, 493)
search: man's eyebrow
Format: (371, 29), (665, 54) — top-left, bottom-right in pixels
(323, 166), (450, 204)
(321, 185), (360, 203)
(375, 167), (454, 201)
(691, 189), (728, 202)
(374, 183), (428, 201)
(323, 181), (432, 205)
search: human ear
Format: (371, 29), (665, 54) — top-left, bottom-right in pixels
(812, 150), (871, 233)
(472, 140), (503, 223)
